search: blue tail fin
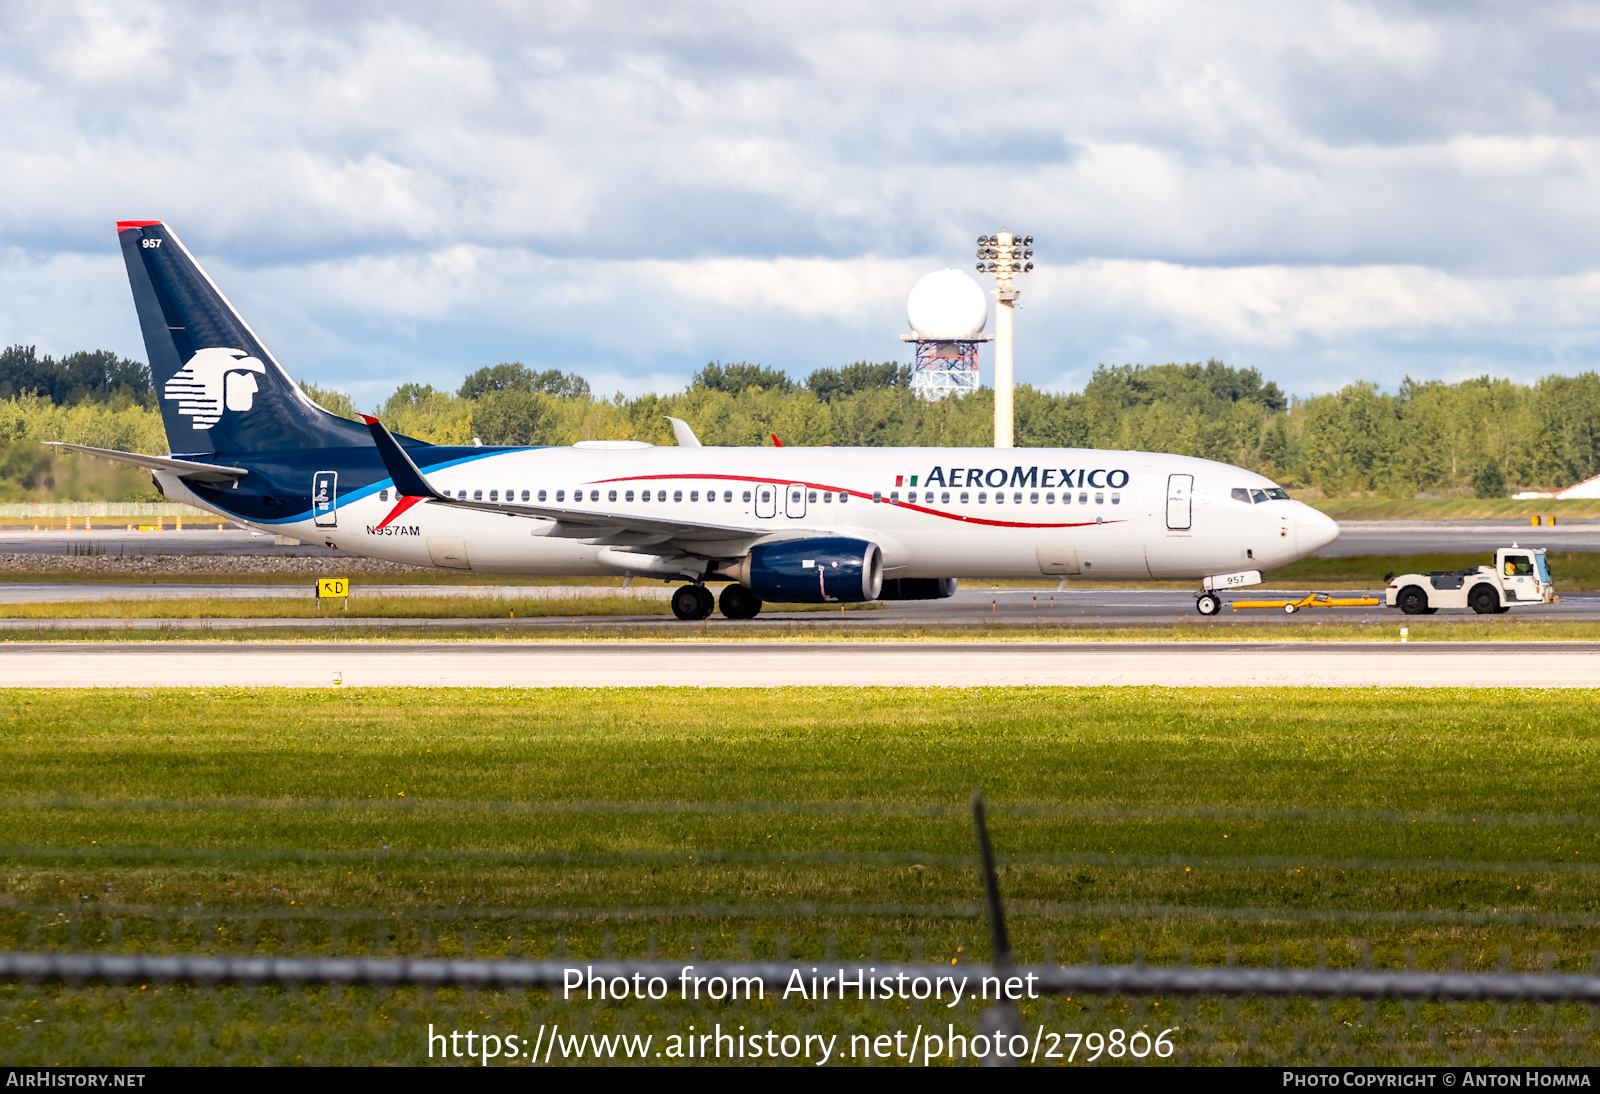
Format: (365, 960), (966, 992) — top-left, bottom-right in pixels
(117, 220), (369, 457)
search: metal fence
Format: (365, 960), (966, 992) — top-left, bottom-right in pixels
(5, 795), (1600, 1066)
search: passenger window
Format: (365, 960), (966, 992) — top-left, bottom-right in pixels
(1014, 492), (1023, 504)
(657, 490), (667, 502)
(379, 489), (388, 501)
(994, 492), (1004, 504)
(591, 490), (600, 502)
(1044, 492), (1054, 504)
(474, 489), (483, 500)
(640, 490), (649, 502)
(941, 491), (950, 504)
(674, 490), (683, 502)
(1030, 492), (1038, 504)
(890, 491), (899, 501)
(808, 490), (817, 502)
(923, 491), (932, 503)
(873, 491), (882, 503)
(690, 490), (699, 502)
(1111, 492), (1121, 504)
(537, 490), (546, 502)
(625, 490), (634, 501)
(823, 492), (832, 502)
(960, 492), (969, 503)
(742, 490), (752, 502)
(1231, 488), (1252, 503)
(725, 490), (734, 502)
(555, 490), (564, 502)
(521, 490), (530, 501)
(608, 489), (618, 502)
(978, 492), (987, 503)
(1095, 492), (1104, 504)
(838, 491), (847, 504)
(1079, 492), (1088, 504)
(489, 490), (499, 501)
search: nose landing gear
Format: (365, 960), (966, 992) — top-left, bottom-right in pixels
(1195, 593), (1222, 616)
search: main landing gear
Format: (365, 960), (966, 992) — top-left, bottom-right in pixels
(1195, 593), (1222, 616)
(671, 584), (765, 621)
(670, 584), (715, 621)
(717, 584), (762, 620)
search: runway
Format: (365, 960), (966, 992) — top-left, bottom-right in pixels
(1, 585), (1591, 628)
(1, 641), (1594, 688)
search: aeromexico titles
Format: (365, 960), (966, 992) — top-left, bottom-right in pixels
(50, 220), (1340, 621)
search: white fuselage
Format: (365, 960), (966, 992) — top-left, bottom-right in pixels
(161, 445), (1339, 581)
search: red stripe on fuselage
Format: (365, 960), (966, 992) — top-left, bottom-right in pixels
(589, 472), (1121, 531)
(374, 494), (426, 530)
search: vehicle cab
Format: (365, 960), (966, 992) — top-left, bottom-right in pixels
(1496, 546), (1555, 604)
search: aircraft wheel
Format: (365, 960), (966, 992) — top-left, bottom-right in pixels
(1196, 593), (1221, 616)
(1468, 584), (1501, 615)
(1397, 586), (1430, 615)
(672, 585), (713, 621)
(1283, 603), (1297, 614)
(718, 584), (763, 620)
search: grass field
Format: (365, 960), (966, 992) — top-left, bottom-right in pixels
(2, 686), (1599, 1064)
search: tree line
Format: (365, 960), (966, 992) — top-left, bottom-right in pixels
(3, 343), (1599, 501)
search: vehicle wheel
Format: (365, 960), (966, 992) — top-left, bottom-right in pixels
(671, 585), (713, 621)
(718, 584), (763, 620)
(1468, 584), (1500, 615)
(1283, 603), (1297, 614)
(1397, 586), (1429, 615)
(1196, 593), (1221, 616)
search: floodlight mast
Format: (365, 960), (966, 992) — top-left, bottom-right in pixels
(975, 231), (1034, 448)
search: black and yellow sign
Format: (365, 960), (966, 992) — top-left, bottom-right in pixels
(317, 578), (349, 599)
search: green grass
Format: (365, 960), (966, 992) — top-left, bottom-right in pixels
(2, 687), (1600, 1064)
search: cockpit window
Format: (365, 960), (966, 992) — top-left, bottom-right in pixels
(1230, 488), (1252, 503)
(1234, 486), (1291, 503)
(1264, 488), (1290, 500)
(1250, 488), (1269, 504)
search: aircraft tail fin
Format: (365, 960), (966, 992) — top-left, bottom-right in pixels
(116, 220), (369, 457)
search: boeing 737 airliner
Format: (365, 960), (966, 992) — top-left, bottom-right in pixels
(53, 221), (1339, 620)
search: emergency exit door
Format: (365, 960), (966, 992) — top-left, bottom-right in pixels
(754, 484), (777, 518)
(312, 471), (338, 527)
(1166, 473), (1192, 530)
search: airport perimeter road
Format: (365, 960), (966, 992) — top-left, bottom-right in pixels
(7, 519), (1600, 562)
(1, 641), (1595, 688)
(1316, 520), (1600, 556)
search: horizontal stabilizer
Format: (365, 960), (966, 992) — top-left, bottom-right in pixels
(44, 442), (247, 483)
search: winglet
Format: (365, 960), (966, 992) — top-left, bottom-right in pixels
(665, 416), (702, 447)
(770, 433), (784, 447)
(361, 415), (444, 499)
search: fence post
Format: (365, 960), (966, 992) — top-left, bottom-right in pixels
(972, 790), (1022, 1066)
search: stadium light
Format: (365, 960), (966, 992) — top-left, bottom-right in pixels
(973, 230), (1034, 448)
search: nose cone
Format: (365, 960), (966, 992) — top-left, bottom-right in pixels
(1296, 506), (1340, 555)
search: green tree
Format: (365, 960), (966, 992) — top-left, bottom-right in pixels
(1474, 456), (1506, 498)
(690, 362), (794, 394)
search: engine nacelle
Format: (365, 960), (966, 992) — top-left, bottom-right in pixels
(727, 537), (883, 603)
(879, 577), (957, 600)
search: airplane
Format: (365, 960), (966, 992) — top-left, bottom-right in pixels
(52, 220), (1340, 621)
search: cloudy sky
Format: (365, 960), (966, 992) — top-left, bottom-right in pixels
(4, 1), (1600, 404)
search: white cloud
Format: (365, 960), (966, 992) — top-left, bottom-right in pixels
(5, 0), (1600, 400)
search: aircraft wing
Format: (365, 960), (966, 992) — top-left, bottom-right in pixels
(43, 442), (248, 483)
(361, 416), (763, 547)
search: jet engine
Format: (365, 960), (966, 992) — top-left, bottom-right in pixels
(724, 538), (883, 603)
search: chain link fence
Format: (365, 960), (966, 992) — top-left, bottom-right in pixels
(6, 794), (1600, 1066)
